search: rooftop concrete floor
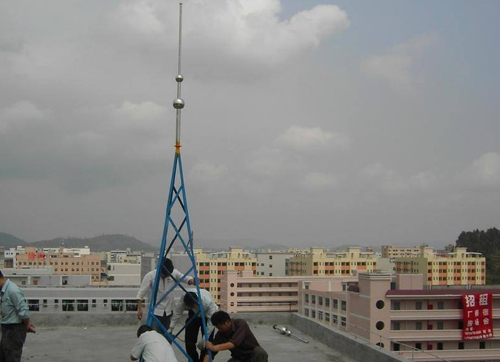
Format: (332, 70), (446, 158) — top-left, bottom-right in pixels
(21, 324), (354, 362)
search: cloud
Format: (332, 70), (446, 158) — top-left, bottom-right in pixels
(361, 34), (438, 93)
(301, 172), (337, 191)
(245, 147), (287, 178)
(361, 163), (409, 194)
(190, 160), (228, 182)
(109, 0), (350, 67)
(459, 152), (500, 188)
(0, 101), (51, 134)
(361, 163), (441, 194)
(275, 125), (350, 152)
(410, 170), (438, 191)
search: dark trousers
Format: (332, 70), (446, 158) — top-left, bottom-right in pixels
(185, 310), (214, 362)
(152, 312), (172, 337)
(228, 346), (268, 362)
(0, 324), (27, 362)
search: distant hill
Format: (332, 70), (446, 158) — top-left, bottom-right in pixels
(30, 234), (158, 252)
(0, 232), (28, 248)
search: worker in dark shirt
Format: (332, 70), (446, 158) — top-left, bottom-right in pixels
(203, 311), (268, 362)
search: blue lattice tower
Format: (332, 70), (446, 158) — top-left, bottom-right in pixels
(145, 3), (211, 361)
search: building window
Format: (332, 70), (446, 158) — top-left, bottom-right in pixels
(376, 321), (385, 331)
(62, 300), (75, 312)
(416, 322), (422, 330)
(393, 343), (400, 352)
(437, 301), (444, 310)
(458, 342), (464, 350)
(325, 298), (330, 307)
(341, 317), (346, 327)
(28, 300), (40, 312)
(325, 313), (330, 322)
(126, 300), (138, 311)
(305, 294), (309, 303)
(393, 301), (401, 310)
(415, 343), (422, 350)
(311, 310), (316, 319)
(376, 300), (385, 309)
(437, 343), (443, 350)
(480, 342), (486, 349)
(415, 301), (422, 310)
(333, 299), (339, 309)
(311, 295), (316, 304)
(437, 321), (444, 330)
(304, 308), (309, 317)
(318, 311), (323, 320)
(341, 300), (347, 311)
(393, 322), (400, 331)
(77, 300), (89, 311)
(43, 299), (48, 308)
(111, 300), (123, 312)
(333, 314), (338, 324)
(318, 296), (323, 306)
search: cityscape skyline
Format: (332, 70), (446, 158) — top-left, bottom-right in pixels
(1, 0), (499, 248)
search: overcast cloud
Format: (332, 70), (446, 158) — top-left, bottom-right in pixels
(0, 0), (499, 248)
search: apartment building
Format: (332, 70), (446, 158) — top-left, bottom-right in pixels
(382, 245), (422, 259)
(2, 268), (91, 287)
(195, 247), (257, 303)
(394, 246), (486, 286)
(4, 246), (26, 268)
(255, 251), (293, 277)
(16, 246), (103, 284)
(300, 272), (500, 361)
(220, 270), (357, 313)
(106, 263), (141, 286)
(289, 247), (377, 277)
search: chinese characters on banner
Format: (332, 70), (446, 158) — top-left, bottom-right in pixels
(462, 292), (494, 340)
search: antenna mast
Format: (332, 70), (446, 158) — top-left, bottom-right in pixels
(173, 2), (184, 154)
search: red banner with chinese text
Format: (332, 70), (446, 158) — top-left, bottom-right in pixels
(462, 292), (493, 340)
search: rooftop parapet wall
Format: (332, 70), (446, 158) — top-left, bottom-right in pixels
(291, 313), (407, 362)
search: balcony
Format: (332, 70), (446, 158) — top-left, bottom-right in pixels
(398, 348), (500, 361)
(236, 287), (297, 293)
(237, 296), (297, 303)
(391, 308), (500, 320)
(390, 329), (500, 341)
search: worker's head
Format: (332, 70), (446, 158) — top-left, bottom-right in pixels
(183, 292), (198, 309)
(0, 270), (5, 287)
(160, 258), (174, 279)
(211, 311), (232, 333)
(137, 325), (154, 338)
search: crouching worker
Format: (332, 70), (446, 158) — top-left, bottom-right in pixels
(203, 311), (268, 362)
(131, 325), (178, 362)
(170, 288), (218, 362)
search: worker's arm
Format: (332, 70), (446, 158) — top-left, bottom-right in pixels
(130, 354), (138, 361)
(172, 269), (194, 285)
(206, 341), (235, 352)
(169, 299), (185, 331)
(12, 290), (35, 333)
(136, 273), (152, 320)
(204, 298), (218, 333)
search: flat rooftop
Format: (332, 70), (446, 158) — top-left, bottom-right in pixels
(22, 324), (354, 362)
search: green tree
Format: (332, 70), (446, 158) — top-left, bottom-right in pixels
(456, 228), (500, 285)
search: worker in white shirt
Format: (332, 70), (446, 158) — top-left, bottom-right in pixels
(136, 258), (194, 336)
(170, 288), (218, 362)
(131, 325), (178, 362)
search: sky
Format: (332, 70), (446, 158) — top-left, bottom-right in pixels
(1, 0), (499, 248)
